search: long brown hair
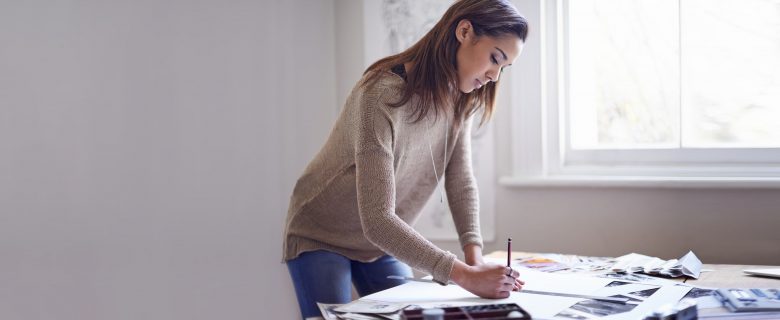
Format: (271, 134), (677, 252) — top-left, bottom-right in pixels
(363, 0), (528, 127)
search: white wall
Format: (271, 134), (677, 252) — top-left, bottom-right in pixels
(487, 186), (780, 265)
(0, 0), (336, 319)
(335, 0), (365, 108)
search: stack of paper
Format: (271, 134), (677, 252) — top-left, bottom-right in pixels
(510, 253), (614, 273)
(612, 251), (702, 279)
(317, 300), (405, 320)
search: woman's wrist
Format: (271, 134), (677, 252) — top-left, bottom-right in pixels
(450, 260), (471, 284)
(463, 244), (484, 266)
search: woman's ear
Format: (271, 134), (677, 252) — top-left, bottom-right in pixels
(455, 19), (472, 44)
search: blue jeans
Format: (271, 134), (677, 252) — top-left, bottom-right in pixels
(286, 250), (413, 319)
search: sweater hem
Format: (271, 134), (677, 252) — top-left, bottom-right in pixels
(283, 235), (386, 264)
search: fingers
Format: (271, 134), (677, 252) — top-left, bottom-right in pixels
(505, 266), (520, 279)
(503, 280), (515, 290)
(501, 266), (526, 292)
(496, 275), (515, 297)
(513, 278), (524, 291)
(497, 282), (514, 298)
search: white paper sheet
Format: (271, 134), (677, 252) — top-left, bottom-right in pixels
(363, 267), (616, 318)
(602, 284), (691, 319)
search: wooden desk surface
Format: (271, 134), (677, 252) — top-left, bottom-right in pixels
(690, 263), (780, 288)
(486, 251), (780, 288)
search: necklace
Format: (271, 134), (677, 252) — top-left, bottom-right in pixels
(427, 113), (448, 203)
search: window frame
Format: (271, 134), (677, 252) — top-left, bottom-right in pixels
(502, 0), (780, 188)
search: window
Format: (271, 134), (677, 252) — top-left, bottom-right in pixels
(503, 0), (780, 187)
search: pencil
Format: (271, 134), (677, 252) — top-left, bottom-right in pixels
(507, 237), (512, 267)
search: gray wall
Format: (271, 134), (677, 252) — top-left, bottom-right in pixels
(1, 1), (336, 319)
(434, 185), (780, 266)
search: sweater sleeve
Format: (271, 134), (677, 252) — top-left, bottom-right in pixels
(354, 88), (456, 284)
(444, 116), (484, 250)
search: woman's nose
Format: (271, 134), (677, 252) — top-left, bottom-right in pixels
(487, 67), (501, 82)
(485, 71), (499, 82)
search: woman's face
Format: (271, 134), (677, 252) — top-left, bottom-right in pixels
(455, 20), (524, 94)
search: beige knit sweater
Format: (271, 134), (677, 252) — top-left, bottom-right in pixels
(282, 69), (482, 284)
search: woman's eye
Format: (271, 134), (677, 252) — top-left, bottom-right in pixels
(491, 55), (498, 64)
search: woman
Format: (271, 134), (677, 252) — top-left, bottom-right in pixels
(283, 0), (528, 318)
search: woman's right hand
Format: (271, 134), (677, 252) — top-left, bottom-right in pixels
(450, 260), (524, 299)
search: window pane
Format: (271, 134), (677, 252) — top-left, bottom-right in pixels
(568, 0), (680, 150)
(681, 0), (780, 148)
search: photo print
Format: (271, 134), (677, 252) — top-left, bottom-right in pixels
(554, 281), (662, 319)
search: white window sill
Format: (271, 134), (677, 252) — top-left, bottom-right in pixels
(499, 175), (780, 189)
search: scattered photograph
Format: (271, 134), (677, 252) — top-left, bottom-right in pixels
(554, 309), (592, 319)
(556, 280), (663, 317)
(316, 303), (342, 320)
(606, 281), (632, 287)
(683, 287), (714, 299)
(611, 294), (642, 304)
(629, 287), (660, 298)
(567, 298), (638, 317)
(599, 272), (660, 282)
(335, 300), (407, 314)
